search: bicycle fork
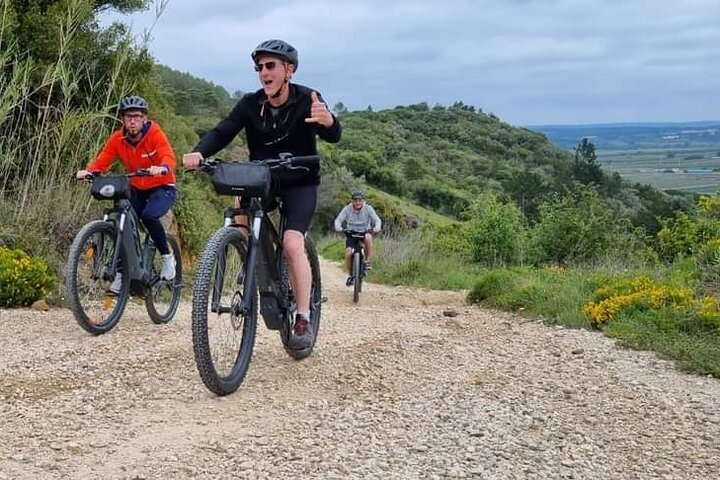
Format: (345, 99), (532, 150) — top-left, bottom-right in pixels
(237, 212), (263, 317)
(216, 208), (267, 319)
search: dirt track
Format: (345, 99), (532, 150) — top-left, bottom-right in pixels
(1, 259), (720, 479)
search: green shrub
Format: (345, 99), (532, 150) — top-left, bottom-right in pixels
(656, 212), (698, 260)
(0, 247), (57, 308)
(467, 269), (517, 304)
(696, 239), (720, 295)
(431, 222), (473, 257)
(465, 195), (524, 265)
(318, 236), (346, 261)
(173, 174), (224, 256)
(529, 188), (636, 265)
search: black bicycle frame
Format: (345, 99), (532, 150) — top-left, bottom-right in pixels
(219, 198), (288, 330)
(105, 198), (153, 294)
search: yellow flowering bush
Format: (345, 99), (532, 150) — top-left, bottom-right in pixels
(695, 238), (720, 297)
(0, 247), (57, 308)
(583, 275), (694, 327)
(698, 296), (720, 328)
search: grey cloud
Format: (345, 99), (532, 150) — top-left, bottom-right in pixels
(103, 0), (720, 124)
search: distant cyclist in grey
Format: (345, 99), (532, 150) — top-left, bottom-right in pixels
(334, 190), (382, 286)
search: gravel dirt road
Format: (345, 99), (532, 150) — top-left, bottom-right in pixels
(1, 259), (719, 479)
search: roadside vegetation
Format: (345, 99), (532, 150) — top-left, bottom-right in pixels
(3, 0), (720, 378)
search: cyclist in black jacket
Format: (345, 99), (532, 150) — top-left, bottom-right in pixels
(183, 39), (341, 350)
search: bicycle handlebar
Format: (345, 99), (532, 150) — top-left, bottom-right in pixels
(343, 229), (374, 238)
(194, 153), (320, 174)
(76, 168), (165, 181)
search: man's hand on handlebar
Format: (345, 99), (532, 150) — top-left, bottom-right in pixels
(182, 152), (204, 170)
(372, 226), (381, 234)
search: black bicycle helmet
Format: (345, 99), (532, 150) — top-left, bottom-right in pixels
(251, 39), (299, 71)
(351, 190), (364, 199)
(119, 95), (148, 113)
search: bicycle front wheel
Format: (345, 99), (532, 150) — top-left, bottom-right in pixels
(145, 234), (183, 324)
(353, 251), (362, 303)
(67, 220), (129, 334)
(192, 227), (257, 396)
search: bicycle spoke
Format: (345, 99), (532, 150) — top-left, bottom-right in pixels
(207, 243), (247, 376)
(68, 221), (128, 334)
(192, 227), (257, 395)
(145, 234), (182, 324)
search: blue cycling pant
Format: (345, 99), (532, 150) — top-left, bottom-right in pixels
(130, 186), (177, 255)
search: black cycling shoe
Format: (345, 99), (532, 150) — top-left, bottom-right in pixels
(345, 276), (354, 286)
(288, 314), (313, 349)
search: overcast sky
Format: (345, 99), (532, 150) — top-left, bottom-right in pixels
(102, 0), (720, 126)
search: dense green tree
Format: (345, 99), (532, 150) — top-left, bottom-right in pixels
(572, 138), (603, 185)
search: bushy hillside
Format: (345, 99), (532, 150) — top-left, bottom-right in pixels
(154, 64), (241, 118)
(329, 103), (694, 233)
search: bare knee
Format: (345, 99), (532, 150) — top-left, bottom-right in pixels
(283, 230), (305, 261)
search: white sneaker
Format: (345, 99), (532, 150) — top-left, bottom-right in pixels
(160, 253), (176, 281)
(108, 273), (122, 295)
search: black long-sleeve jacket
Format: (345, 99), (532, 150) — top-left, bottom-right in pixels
(193, 83), (342, 185)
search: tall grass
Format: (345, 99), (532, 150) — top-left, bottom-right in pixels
(0, 1), (151, 264)
(318, 227), (484, 291)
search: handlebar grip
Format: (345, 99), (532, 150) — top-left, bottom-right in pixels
(287, 155), (320, 163)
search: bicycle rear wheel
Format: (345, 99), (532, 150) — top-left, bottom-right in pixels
(145, 234), (183, 324)
(67, 220), (129, 334)
(280, 236), (323, 360)
(353, 251), (362, 303)
(192, 227), (257, 395)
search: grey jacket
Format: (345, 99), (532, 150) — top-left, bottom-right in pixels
(334, 203), (382, 232)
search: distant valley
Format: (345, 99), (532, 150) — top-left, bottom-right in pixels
(528, 121), (720, 150)
(528, 121), (720, 194)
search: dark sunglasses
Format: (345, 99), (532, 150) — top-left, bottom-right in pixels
(254, 60), (282, 72)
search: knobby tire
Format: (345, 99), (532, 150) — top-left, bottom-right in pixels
(191, 227), (257, 396)
(67, 220), (129, 334)
(145, 234), (183, 324)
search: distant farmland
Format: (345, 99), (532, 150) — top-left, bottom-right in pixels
(597, 147), (720, 193)
(530, 122), (720, 194)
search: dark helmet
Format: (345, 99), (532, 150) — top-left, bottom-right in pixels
(351, 190), (364, 199)
(119, 95), (148, 113)
(251, 39), (299, 71)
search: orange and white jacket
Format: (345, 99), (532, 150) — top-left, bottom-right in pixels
(87, 122), (177, 191)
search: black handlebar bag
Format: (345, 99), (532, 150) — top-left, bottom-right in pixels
(90, 176), (130, 200)
(211, 162), (271, 198)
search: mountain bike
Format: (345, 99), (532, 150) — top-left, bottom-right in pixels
(190, 154), (323, 396)
(67, 170), (183, 334)
(344, 229), (371, 303)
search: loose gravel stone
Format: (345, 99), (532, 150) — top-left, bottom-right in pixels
(0, 260), (719, 478)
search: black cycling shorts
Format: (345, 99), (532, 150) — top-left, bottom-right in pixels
(345, 235), (364, 250)
(279, 184), (317, 234)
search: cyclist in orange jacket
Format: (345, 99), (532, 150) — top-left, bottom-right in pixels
(76, 96), (178, 293)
